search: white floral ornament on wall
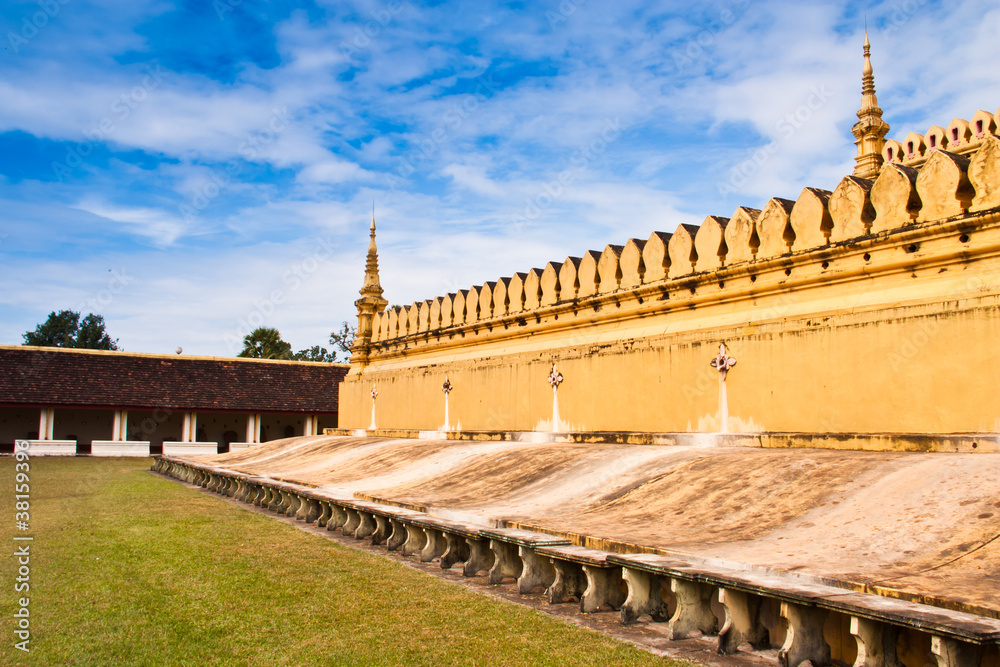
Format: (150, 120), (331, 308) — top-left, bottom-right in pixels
(709, 343), (736, 380)
(547, 364), (563, 389)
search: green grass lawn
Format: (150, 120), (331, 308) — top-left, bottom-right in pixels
(0, 457), (681, 666)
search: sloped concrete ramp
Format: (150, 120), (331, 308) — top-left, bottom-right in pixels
(192, 436), (1000, 617)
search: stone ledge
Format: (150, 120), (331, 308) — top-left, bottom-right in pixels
(154, 455), (1000, 655)
(608, 552), (1000, 644)
(162, 442), (218, 456)
(322, 429), (998, 453)
(91, 440), (150, 457)
(23, 440), (77, 456)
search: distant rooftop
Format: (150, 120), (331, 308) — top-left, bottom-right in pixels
(0, 345), (347, 414)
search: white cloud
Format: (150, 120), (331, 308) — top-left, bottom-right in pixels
(72, 200), (191, 247)
(296, 159), (370, 184)
(2, 0), (999, 354)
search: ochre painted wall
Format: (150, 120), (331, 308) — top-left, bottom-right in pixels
(340, 298), (1000, 435)
(340, 137), (1000, 443)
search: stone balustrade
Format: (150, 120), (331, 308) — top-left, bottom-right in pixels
(153, 455), (1000, 667)
(368, 132), (1000, 352)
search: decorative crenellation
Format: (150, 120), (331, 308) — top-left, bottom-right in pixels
(366, 129), (1000, 349)
(881, 107), (1000, 170)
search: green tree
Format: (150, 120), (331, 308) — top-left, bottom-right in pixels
(23, 310), (120, 350)
(238, 327), (292, 359)
(328, 321), (357, 361)
(291, 345), (337, 363)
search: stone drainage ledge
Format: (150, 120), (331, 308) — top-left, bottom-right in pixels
(480, 528), (572, 594)
(534, 545), (629, 613)
(152, 456), (1000, 667)
(504, 520), (1000, 625)
(321, 429), (999, 453)
(614, 552), (1000, 666)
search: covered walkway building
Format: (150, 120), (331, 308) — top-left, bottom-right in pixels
(0, 345), (347, 456)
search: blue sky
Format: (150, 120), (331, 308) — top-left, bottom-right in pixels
(1, 0), (998, 356)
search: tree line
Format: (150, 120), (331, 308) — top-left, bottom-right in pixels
(22, 310), (356, 362)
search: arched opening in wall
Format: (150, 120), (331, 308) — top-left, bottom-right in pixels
(907, 141), (915, 157)
(929, 135), (937, 149)
(284, 425), (295, 438)
(887, 147), (894, 162)
(221, 430), (238, 454)
(976, 120), (984, 137)
(822, 610), (858, 666)
(952, 128), (959, 143)
(895, 626), (933, 667)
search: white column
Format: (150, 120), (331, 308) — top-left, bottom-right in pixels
(254, 413), (261, 443)
(304, 415), (315, 436)
(39, 409), (49, 441)
(47, 409), (55, 440)
(112, 411), (123, 442)
(181, 413), (192, 443)
(245, 414), (255, 443)
(120, 410), (128, 441)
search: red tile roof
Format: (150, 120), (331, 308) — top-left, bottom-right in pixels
(0, 346), (347, 414)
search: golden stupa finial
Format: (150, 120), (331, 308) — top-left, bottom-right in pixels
(851, 24), (890, 180)
(861, 22), (875, 104)
(352, 203), (389, 365)
(362, 202), (382, 296)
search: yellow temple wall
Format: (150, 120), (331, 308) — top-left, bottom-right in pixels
(339, 133), (1000, 448)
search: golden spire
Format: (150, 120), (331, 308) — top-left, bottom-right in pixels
(361, 204), (383, 297)
(851, 26), (890, 180)
(860, 28), (876, 112)
(352, 204), (388, 366)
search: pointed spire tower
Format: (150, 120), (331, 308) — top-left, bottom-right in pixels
(351, 207), (388, 365)
(851, 27), (890, 179)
